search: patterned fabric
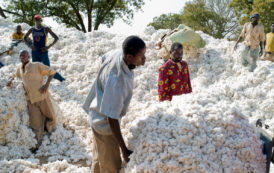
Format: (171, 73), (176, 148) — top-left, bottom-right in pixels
(158, 59), (192, 102)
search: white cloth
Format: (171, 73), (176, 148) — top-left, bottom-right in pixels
(83, 50), (134, 135)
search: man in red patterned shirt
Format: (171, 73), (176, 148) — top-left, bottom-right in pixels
(158, 43), (192, 101)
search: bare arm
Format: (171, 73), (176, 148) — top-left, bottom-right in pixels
(39, 74), (54, 93)
(234, 36), (243, 50)
(46, 27), (59, 49)
(6, 76), (15, 87)
(24, 28), (33, 47)
(259, 41), (264, 56)
(108, 117), (133, 162)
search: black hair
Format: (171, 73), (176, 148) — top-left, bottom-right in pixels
(170, 42), (183, 52)
(122, 36), (146, 56)
(16, 25), (22, 29)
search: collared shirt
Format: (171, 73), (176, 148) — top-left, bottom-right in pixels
(83, 50), (134, 135)
(266, 32), (274, 53)
(11, 32), (24, 40)
(14, 62), (56, 104)
(240, 22), (265, 50)
(158, 59), (192, 102)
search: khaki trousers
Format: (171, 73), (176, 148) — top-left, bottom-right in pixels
(91, 128), (122, 173)
(27, 97), (56, 148)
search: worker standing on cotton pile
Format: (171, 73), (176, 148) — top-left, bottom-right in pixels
(234, 13), (265, 72)
(24, 14), (65, 82)
(262, 23), (274, 62)
(83, 36), (146, 173)
(158, 42), (192, 102)
(6, 50), (57, 152)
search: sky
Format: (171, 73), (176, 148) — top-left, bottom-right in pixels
(1, 0), (187, 34)
(100, 0), (187, 34)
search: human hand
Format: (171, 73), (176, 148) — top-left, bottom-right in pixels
(259, 49), (263, 56)
(39, 84), (48, 94)
(30, 45), (36, 51)
(122, 148), (133, 163)
(40, 46), (49, 52)
(6, 81), (12, 87)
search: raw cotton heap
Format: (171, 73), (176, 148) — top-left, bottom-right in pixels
(0, 18), (273, 172)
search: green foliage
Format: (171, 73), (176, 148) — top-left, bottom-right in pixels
(148, 13), (182, 30)
(230, 0), (274, 33)
(181, 0), (221, 38)
(4, 0), (47, 26)
(182, 0), (239, 39)
(147, 0), (240, 39)
(3, 0), (145, 32)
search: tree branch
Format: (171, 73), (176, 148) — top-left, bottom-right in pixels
(69, 2), (86, 33)
(0, 7), (7, 18)
(2, 9), (23, 17)
(94, 0), (118, 30)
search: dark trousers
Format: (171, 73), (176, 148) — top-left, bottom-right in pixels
(31, 51), (64, 81)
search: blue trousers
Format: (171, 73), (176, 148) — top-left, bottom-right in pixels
(31, 51), (64, 81)
(241, 45), (259, 72)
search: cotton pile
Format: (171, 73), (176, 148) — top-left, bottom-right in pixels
(0, 17), (273, 172)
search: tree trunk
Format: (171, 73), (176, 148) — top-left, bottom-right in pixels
(94, 0), (117, 30)
(69, 2), (87, 33)
(87, 0), (94, 32)
(0, 7), (7, 18)
(88, 11), (92, 32)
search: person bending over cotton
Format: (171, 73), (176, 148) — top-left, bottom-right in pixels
(6, 50), (57, 152)
(83, 36), (146, 173)
(158, 42), (192, 102)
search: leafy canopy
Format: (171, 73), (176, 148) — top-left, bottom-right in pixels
(3, 0), (145, 32)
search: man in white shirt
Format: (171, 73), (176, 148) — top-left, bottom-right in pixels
(83, 36), (146, 173)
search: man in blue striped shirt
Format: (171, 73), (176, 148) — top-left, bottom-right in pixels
(83, 36), (146, 173)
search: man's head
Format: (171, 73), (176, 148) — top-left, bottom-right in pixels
(16, 25), (22, 34)
(33, 14), (42, 27)
(250, 14), (260, 25)
(122, 36), (146, 69)
(19, 50), (30, 64)
(170, 43), (183, 63)
(271, 23), (274, 33)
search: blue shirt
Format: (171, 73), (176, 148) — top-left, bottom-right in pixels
(83, 50), (134, 135)
(32, 27), (47, 50)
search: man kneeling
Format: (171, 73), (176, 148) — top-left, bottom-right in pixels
(7, 50), (56, 152)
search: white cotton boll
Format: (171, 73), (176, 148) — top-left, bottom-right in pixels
(1, 17), (273, 172)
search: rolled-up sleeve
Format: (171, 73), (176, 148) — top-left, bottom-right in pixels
(12, 67), (21, 79)
(100, 75), (126, 120)
(38, 63), (56, 76)
(240, 23), (247, 38)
